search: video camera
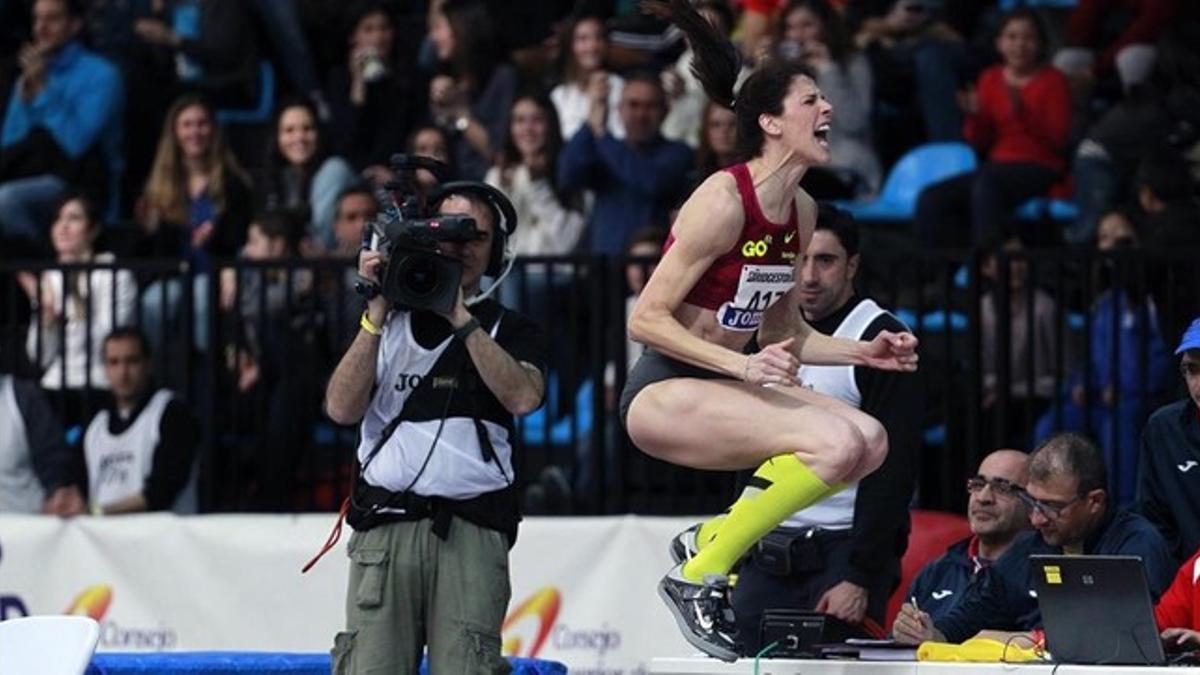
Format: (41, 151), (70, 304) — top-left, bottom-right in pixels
(357, 154), (516, 314)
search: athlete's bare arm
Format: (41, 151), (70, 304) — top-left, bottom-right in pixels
(628, 172), (750, 377)
(760, 189), (919, 371)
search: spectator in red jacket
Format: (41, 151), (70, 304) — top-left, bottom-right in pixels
(1155, 546), (1200, 650)
(914, 9), (1071, 247)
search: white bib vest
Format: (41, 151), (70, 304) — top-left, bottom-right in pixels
(358, 311), (513, 500)
(84, 390), (173, 508)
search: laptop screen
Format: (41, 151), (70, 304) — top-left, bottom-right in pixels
(1031, 555), (1166, 666)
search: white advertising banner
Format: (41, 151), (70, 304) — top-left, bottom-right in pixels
(0, 514), (703, 673)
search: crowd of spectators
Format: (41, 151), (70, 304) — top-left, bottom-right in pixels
(0, 0), (1198, 520)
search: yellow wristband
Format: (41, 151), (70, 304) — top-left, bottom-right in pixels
(360, 311), (383, 336)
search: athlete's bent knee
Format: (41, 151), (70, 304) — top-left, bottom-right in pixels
(803, 419), (865, 480)
(863, 418), (889, 472)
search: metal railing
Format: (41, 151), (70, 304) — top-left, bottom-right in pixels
(2, 248), (1196, 515)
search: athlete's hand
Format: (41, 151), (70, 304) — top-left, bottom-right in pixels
(862, 330), (918, 372)
(1162, 627), (1200, 650)
(743, 336), (801, 386)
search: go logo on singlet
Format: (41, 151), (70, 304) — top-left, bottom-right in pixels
(715, 264), (794, 331)
(741, 239), (770, 258)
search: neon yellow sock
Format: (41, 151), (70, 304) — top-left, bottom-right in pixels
(683, 454), (836, 581)
(693, 468), (846, 554)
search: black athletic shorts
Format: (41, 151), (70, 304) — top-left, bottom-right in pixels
(618, 348), (727, 429)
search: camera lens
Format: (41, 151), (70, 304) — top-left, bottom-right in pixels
(402, 256), (440, 296)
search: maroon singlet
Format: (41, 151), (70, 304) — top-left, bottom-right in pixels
(663, 162), (801, 332)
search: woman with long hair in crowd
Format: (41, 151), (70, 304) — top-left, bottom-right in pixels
(139, 94), (253, 354)
(550, 14), (625, 140)
(261, 98), (358, 248)
(774, 0), (880, 198)
(623, 0), (917, 660)
(19, 193), (136, 429)
(486, 93), (585, 317)
(426, 0), (518, 180)
(486, 94), (584, 260)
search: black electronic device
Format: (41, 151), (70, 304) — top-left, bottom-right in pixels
(1032, 554), (1167, 666)
(757, 610), (869, 658)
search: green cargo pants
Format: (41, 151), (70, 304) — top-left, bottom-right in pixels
(332, 517), (512, 675)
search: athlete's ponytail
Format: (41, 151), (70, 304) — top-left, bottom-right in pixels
(642, 0), (739, 111)
(642, 0), (815, 160)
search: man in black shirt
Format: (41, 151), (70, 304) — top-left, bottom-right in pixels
(730, 205), (922, 648)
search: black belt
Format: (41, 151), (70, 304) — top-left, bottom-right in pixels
(348, 482), (454, 539)
(753, 526), (853, 577)
(347, 479), (521, 547)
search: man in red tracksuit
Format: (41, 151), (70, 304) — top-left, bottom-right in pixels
(1156, 547), (1200, 650)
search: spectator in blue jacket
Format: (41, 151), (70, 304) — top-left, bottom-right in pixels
(895, 432), (1175, 645)
(1034, 211), (1169, 506)
(558, 72), (693, 255)
(901, 449), (1031, 628)
(1138, 317), (1200, 563)
(0, 0), (123, 244)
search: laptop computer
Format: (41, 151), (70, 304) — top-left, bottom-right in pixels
(1031, 554), (1166, 666)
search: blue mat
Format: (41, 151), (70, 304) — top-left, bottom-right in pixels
(87, 653), (327, 675)
(87, 652), (566, 674)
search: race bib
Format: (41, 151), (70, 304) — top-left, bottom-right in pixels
(715, 264), (794, 331)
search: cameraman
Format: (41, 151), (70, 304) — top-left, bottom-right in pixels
(325, 190), (546, 674)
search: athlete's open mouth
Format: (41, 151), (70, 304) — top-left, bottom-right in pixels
(814, 123), (831, 147)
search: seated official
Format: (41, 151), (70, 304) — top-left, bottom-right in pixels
(1156, 546), (1200, 651)
(83, 328), (198, 515)
(895, 432), (1175, 645)
(323, 186), (546, 674)
(901, 449), (1030, 628)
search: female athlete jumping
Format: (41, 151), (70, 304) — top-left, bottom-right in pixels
(623, 0), (919, 660)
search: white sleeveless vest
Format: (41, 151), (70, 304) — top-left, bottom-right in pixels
(783, 299), (887, 530)
(358, 311), (513, 499)
(0, 376), (44, 513)
(84, 390), (173, 508)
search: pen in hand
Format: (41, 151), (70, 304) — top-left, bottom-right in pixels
(910, 595), (927, 630)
